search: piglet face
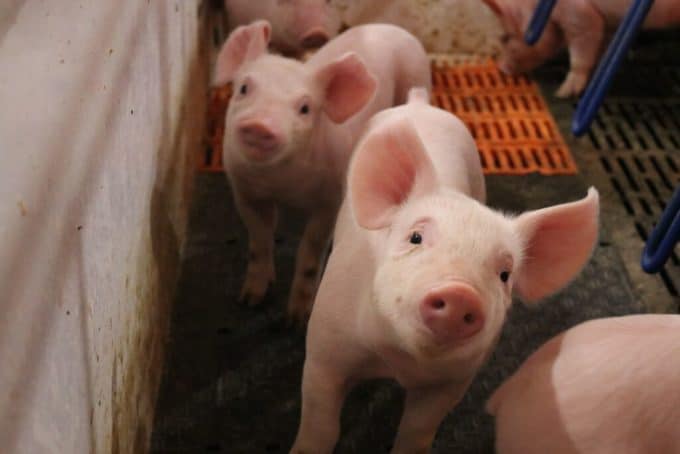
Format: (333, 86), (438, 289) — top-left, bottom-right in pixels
(498, 25), (564, 75)
(349, 116), (599, 362)
(226, 56), (318, 164)
(498, 32), (536, 74)
(214, 21), (377, 166)
(483, 0), (564, 75)
(371, 193), (521, 358)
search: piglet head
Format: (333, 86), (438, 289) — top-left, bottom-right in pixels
(349, 118), (599, 361)
(215, 21), (376, 165)
(482, 0), (564, 75)
(272, 0), (341, 54)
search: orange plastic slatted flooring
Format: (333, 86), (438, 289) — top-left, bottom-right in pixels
(431, 59), (576, 175)
(200, 59), (577, 175)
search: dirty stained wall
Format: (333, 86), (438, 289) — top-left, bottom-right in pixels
(0, 1), (208, 452)
(335, 0), (502, 55)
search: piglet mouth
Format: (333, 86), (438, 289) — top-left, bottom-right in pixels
(237, 121), (283, 162)
(242, 143), (280, 162)
(300, 29), (329, 49)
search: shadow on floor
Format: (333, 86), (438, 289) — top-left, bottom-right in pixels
(151, 170), (642, 453)
(151, 29), (680, 453)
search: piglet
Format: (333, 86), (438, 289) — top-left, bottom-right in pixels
(488, 313), (680, 454)
(483, 0), (680, 97)
(224, 0), (341, 56)
(290, 88), (600, 453)
(214, 21), (431, 322)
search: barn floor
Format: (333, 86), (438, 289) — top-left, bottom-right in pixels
(151, 31), (680, 453)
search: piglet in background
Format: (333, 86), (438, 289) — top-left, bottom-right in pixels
(214, 21), (431, 322)
(488, 314), (680, 454)
(291, 88), (600, 453)
(224, 0), (341, 56)
(483, 0), (680, 97)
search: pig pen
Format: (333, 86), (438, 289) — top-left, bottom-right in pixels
(3, 2), (675, 453)
(149, 7), (680, 453)
(151, 8), (680, 454)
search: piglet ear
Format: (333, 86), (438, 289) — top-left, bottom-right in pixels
(349, 119), (437, 230)
(481, 0), (503, 16)
(213, 20), (271, 86)
(513, 188), (599, 303)
(315, 52), (377, 123)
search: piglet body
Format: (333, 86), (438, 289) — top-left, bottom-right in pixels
(484, 0), (680, 97)
(488, 314), (680, 454)
(215, 22), (431, 321)
(224, 0), (340, 55)
(291, 89), (600, 453)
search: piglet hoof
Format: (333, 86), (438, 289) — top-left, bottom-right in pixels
(288, 448), (313, 454)
(238, 287), (270, 306)
(286, 293), (314, 327)
(555, 71), (588, 98)
(239, 274), (273, 306)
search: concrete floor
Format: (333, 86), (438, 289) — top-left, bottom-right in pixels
(151, 31), (680, 454)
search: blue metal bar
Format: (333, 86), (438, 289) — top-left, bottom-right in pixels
(642, 187), (680, 274)
(572, 0), (656, 136)
(524, 0), (558, 45)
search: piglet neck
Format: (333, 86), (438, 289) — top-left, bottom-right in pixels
(356, 289), (390, 348)
(307, 123), (346, 172)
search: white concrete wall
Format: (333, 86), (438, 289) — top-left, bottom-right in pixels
(0, 1), (208, 452)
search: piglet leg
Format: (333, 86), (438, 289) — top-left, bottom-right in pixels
(290, 362), (347, 454)
(391, 384), (465, 454)
(287, 211), (335, 323)
(556, 5), (606, 98)
(233, 189), (277, 306)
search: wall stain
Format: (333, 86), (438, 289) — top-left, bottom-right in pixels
(17, 200), (27, 216)
(109, 3), (209, 452)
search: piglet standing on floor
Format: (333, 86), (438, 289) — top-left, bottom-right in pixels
(488, 313), (680, 454)
(223, 0), (341, 56)
(290, 88), (600, 453)
(214, 21), (431, 322)
(483, 0), (680, 97)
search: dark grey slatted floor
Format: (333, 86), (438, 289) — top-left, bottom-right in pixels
(151, 30), (680, 454)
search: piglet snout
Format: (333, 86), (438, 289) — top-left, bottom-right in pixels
(420, 283), (485, 344)
(300, 29), (329, 49)
(237, 119), (281, 159)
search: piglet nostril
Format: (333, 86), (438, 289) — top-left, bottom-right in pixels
(432, 299), (445, 310)
(463, 313), (475, 324)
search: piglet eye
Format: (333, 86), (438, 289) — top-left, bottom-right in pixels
(500, 271), (510, 283)
(299, 103), (309, 115)
(240, 83), (248, 95)
(409, 232), (422, 245)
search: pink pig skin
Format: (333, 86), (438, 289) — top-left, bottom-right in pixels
(488, 314), (680, 454)
(224, 0), (341, 56)
(483, 0), (680, 97)
(290, 88), (600, 454)
(214, 21), (431, 322)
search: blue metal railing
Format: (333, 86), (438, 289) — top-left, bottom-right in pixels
(524, 0), (678, 273)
